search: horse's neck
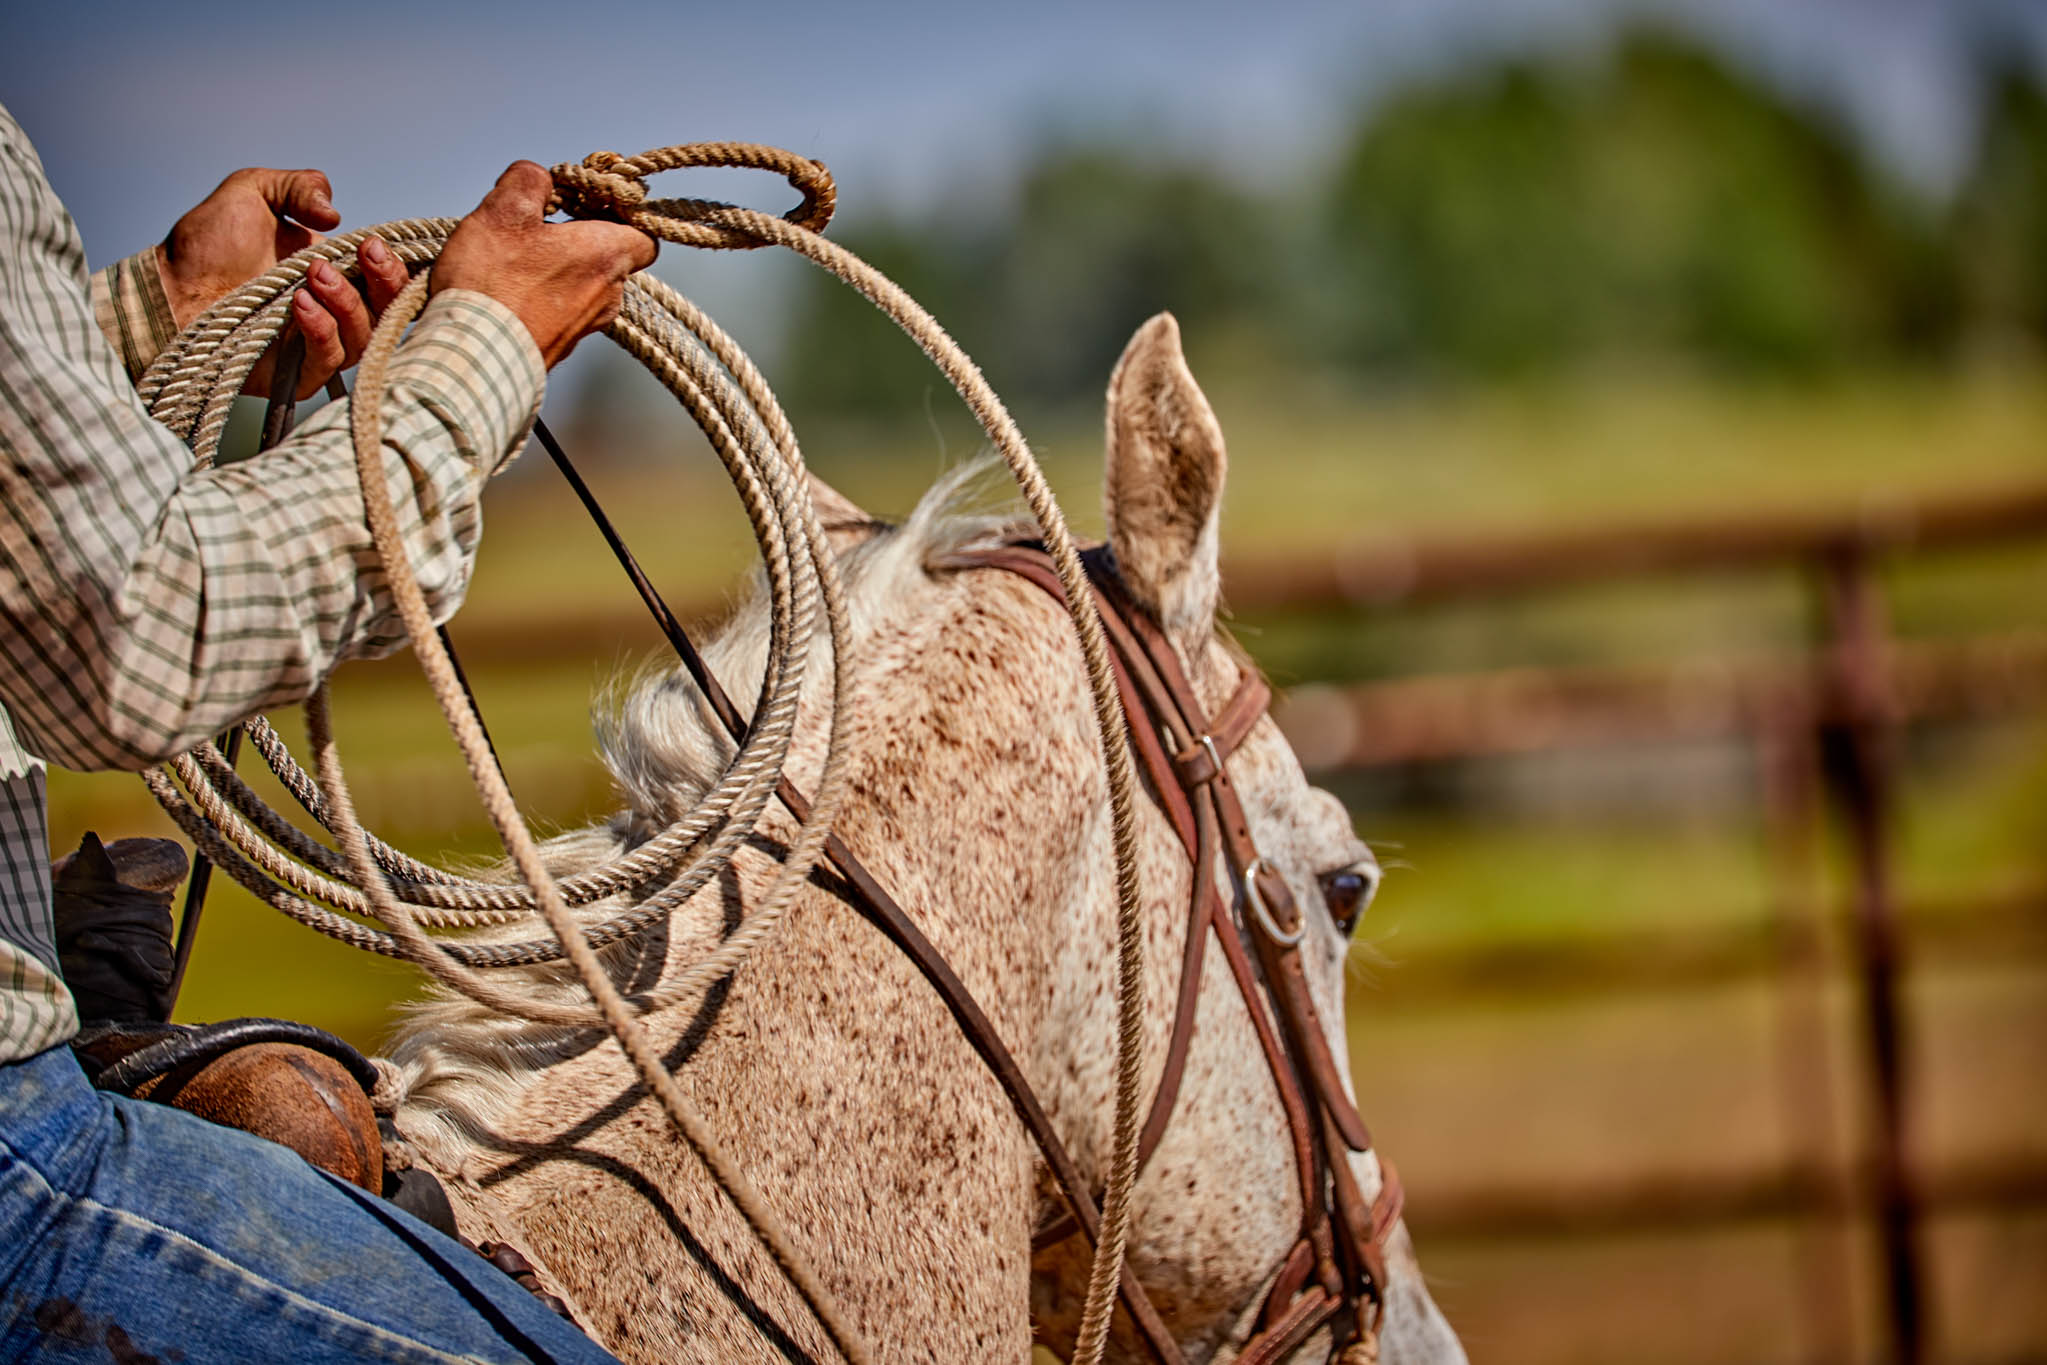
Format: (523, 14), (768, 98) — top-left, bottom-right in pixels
(823, 568), (1116, 1067)
(427, 573), (1124, 1359)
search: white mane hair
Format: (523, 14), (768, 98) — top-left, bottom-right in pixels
(594, 461), (1020, 827)
(378, 461), (1023, 1158)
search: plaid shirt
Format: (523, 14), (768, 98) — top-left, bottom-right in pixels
(0, 104), (545, 1061)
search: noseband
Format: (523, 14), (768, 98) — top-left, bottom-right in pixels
(935, 543), (1404, 1365)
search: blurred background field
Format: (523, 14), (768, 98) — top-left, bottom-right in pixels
(11, 2), (2047, 1362)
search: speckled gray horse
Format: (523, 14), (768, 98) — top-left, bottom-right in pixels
(374, 316), (1467, 1364)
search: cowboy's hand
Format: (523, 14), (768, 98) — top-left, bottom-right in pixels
(432, 161), (656, 369)
(155, 168), (411, 399)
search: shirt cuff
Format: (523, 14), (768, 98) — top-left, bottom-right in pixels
(88, 247), (180, 385)
(386, 289), (546, 477)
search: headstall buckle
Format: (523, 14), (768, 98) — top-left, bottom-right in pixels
(1242, 856), (1306, 947)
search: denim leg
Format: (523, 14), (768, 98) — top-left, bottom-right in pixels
(0, 1045), (620, 1365)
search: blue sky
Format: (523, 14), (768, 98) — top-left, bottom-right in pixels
(7, 0), (2042, 399)
(11, 0), (2043, 260)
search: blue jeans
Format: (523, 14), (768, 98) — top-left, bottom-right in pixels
(0, 1044), (619, 1364)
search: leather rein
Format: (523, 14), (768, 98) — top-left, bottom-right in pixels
(937, 543), (1404, 1365)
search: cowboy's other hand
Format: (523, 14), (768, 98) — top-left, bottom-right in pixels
(155, 167), (411, 399)
(157, 167), (338, 329)
(432, 161), (656, 369)
(286, 235), (412, 398)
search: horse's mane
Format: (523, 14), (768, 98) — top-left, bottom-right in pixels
(595, 461), (1022, 829)
(378, 462), (1022, 1153)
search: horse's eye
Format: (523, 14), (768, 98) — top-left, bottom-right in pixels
(1318, 867), (1376, 937)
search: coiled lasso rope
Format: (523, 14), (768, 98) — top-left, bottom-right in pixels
(136, 144), (1149, 1365)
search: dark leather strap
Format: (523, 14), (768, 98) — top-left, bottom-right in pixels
(1171, 675), (1268, 786)
(1262, 1240), (1317, 1333)
(1010, 551), (1333, 1197)
(1236, 1287), (1342, 1365)
(1014, 559), (1298, 1253)
(1078, 551), (1398, 1350)
(1119, 575), (1376, 1157)
(944, 543), (1404, 1362)
(635, 563), (1188, 1365)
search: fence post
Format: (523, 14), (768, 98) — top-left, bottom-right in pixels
(1813, 541), (1925, 1365)
(1759, 700), (1856, 1364)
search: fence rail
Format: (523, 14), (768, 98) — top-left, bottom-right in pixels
(1273, 629), (2047, 768)
(1416, 1154), (2047, 1243)
(1370, 886), (2045, 1001)
(1230, 479), (2047, 1365)
(1224, 479), (2047, 608)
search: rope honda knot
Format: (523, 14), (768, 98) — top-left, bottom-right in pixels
(548, 150), (647, 222)
(547, 142), (838, 250)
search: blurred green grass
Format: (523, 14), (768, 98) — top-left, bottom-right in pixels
(1352, 712), (2047, 962)
(44, 369), (2047, 1049)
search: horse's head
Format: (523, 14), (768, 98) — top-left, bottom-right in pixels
(1013, 315), (1465, 1364)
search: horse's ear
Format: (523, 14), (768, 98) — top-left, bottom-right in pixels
(808, 472), (882, 556)
(1104, 312), (1225, 652)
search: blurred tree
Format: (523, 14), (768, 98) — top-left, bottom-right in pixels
(1324, 58), (1590, 374)
(1326, 30), (1937, 378)
(977, 151), (1269, 399)
(781, 25), (1992, 419)
(1952, 58), (2047, 354)
(780, 148), (1271, 420)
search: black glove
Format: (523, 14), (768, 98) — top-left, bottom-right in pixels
(52, 832), (187, 1026)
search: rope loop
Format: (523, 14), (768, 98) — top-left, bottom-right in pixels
(145, 140), (1139, 1365)
(549, 142), (836, 250)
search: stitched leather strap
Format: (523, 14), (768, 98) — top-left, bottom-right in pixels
(943, 543), (1403, 1362)
(1077, 550), (1397, 1352)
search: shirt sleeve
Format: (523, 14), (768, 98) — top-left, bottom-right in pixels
(0, 104), (546, 772)
(88, 246), (178, 384)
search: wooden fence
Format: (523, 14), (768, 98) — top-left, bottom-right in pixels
(420, 476), (2044, 1360)
(1224, 479), (2047, 1365)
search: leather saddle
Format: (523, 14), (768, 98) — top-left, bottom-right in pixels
(54, 832), (574, 1320)
(54, 834), (448, 1229)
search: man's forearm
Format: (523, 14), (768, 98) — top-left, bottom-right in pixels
(0, 105), (545, 772)
(0, 290), (543, 772)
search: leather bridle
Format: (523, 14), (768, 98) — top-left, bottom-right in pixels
(932, 543), (1405, 1365)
